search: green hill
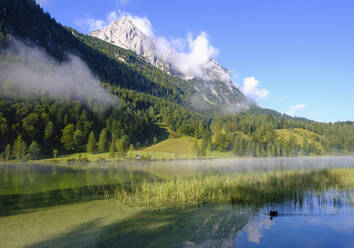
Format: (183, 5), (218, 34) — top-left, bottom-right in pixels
(144, 137), (198, 154)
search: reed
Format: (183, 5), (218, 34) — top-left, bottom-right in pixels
(111, 168), (354, 207)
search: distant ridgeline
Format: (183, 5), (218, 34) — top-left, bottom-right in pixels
(0, 0), (352, 160)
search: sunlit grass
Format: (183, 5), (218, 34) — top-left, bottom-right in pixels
(143, 136), (198, 154)
(111, 168), (354, 208)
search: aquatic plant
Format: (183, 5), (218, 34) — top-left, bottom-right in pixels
(111, 168), (354, 207)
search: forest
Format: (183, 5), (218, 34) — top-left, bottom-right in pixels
(0, 82), (353, 160)
(0, 0), (353, 160)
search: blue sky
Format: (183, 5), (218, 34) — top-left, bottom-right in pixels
(37, 0), (354, 122)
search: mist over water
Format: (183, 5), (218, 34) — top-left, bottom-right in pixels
(115, 156), (354, 174)
(0, 39), (119, 106)
(0, 157), (354, 248)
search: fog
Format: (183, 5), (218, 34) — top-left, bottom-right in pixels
(0, 39), (119, 106)
(115, 156), (354, 175)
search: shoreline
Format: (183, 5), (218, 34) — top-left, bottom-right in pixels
(1, 154), (353, 166)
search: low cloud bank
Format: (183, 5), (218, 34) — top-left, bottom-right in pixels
(0, 39), (119, 106)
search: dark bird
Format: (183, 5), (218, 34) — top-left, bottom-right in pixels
(269, 211), (278, 220)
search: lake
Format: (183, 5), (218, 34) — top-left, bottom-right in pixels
(0, 156), (353, 248)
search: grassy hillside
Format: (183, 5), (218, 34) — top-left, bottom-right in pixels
(143, 137), (198, 154)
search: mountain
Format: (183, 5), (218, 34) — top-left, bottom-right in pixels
(90, 17), (170, 73)
(90, 17), (254, 110)
(0, 0), (352, 160)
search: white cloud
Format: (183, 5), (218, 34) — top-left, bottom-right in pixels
(154, 32), (219, 80)
(76, 10), (220, 81)
(240, 215), (273, 244)
(241, 77), (269, 100)
(107, 11), (119, 23)
(74, 18), (106, 31)
(287, 104), (306, 116)
(106, 10), (154, 37)
(74, 11), (120, 33)
(122, 12), (154, 37)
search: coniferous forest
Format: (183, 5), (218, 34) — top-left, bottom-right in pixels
(0, 0), (353, 160)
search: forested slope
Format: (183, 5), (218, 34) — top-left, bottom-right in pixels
(0, 0), (352, 160)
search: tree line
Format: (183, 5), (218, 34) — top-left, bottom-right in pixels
(0, 84), (353, 160)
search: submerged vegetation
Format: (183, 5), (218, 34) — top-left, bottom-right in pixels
(1, 161), (353, 247)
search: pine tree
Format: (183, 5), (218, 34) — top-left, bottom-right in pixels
(73, 129), (84, 150)
(196, 121), (204, 139)
(61, 124), (75, 151)
(53, 149), (58, 158)
(44, 121), (54, 142)
(129, 144), (134, 151)
(109, 134), (117, 158)
(4, 144), (11, 160)
(13, 135), (26, 160)
(255, 143), (261, 157)
(200, 141), (207, 157)
(302, 137), (309, 155)
(109, 143), (115, 158)
(200, 138), (208, 157)
(29, 141), (41, 159)
(87, 131), (96, 153)
(193, 141), (201, 158)
(116, 135), (128, 158)
(98, 128), (108, 153)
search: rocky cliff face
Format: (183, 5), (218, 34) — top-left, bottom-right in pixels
(90, 17), (171, 73)
(90, 17), (255, 110)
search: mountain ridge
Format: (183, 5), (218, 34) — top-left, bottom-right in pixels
(89, 16), (255, 110)
(0, 0), (353, 159)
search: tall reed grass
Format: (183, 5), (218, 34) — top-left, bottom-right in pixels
(110, 168), (354, 207)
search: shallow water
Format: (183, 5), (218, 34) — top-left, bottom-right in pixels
(0, 156), (353, 248)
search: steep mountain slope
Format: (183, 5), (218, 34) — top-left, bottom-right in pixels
(90, 17), (170, 73)
(0, 0), (193, 105)
(90, 17), (254, 110)
(0, 0), (352, 159)
(0, 0), (208, 154)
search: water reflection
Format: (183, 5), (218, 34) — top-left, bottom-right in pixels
(0, 163), (161, 216)
(0, 157), (353, 248)
(234, 191), (354, 248)
(239, 215), (273, 244)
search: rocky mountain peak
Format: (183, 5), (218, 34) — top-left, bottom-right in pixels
(90, 17), (254, 109)
(90, 17), (170, 72)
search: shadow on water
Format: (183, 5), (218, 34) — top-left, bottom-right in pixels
(26, 203), (256, 248)
(0, 183), (123, 217)
(24, 189), (354, 248)
(0, 163), (162, 217)
(1, 158), (354, 247)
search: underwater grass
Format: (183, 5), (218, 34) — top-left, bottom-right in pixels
(110, 168), (354, 208)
